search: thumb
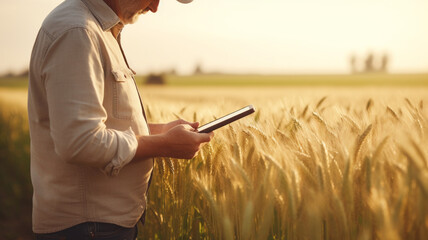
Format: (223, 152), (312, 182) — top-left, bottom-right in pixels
(189, 121), (199, 130)
(197, 131), (214, 143)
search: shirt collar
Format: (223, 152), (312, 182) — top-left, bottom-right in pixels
(80, 0), (121, 31)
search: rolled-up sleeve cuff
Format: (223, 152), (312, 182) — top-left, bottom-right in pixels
(101, 127), (138, 177)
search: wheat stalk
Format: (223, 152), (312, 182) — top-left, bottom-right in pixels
(354, 124), (373, 162)
(366, 98), (374, 112)
(316, 96), (328, 109)
(386, 106), (399, 121)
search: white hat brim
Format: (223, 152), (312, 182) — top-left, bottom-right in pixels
(177, 0), (193, 3)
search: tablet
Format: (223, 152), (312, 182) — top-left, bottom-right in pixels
(197, 105), (255, 133)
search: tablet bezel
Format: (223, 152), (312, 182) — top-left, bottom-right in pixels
(197, 105), (255, 133)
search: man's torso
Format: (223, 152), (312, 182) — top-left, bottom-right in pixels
(28, 0), (152, 233)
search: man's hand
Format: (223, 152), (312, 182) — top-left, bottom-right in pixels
(134, 121), (214, 160)
(160, 124), (213, 159)
(148, 119), (199, 135)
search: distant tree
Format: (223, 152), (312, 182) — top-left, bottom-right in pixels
(17, 69), (29, 78)
(2, 71), (15, 78)
(194, 63), (203, 75)
(379, 53), (389, 73)
(145, 74), (165, 85)
(364, 53), (375, 73)
(0, 68), (29, 78)
(349, 51), (391, 74)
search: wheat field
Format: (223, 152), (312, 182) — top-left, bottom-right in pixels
(1, 86), (428, 239)
(136, 86), (428, 240)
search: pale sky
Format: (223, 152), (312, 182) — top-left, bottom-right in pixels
(1, 0), (428, 75)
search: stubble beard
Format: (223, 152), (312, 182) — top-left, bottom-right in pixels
(118, 0), (143, 25)
(127, 13), (141, 24)
(121, 9), (141, 24)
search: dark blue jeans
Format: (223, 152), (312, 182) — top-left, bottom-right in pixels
(34, 222), (138, 240)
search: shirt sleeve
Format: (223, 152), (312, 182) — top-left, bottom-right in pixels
(42, 27), (136, 176)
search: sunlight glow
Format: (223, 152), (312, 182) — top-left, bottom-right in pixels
(1, 0), (428, 75)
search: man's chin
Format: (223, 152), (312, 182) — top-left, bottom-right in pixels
(123, 14), (140, 25)
(130, 15), (140, 24)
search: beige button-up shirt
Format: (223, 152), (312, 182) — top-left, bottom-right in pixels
(28, 0), (152, 233)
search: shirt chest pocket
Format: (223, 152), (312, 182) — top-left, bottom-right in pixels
(111, 68), (141, 120)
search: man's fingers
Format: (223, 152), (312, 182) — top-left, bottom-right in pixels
(176, 119), (199, 130)
(177, 119), (188, 124)
(183, 120), (199, 130)
(190, 121), (199, 129)
(181, 124), (195, 131)
(172, 124), (213, 144)
(196, 132), (214, 143)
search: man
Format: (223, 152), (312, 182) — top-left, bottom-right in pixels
(28, 0), (213, 238)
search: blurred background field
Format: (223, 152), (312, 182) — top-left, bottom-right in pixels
(146, 74), (428, 87)
(3, 73), (428, 88)
(1, 74), (428, 239)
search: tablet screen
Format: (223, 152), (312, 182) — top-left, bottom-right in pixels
(197, 105), (255, 133)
